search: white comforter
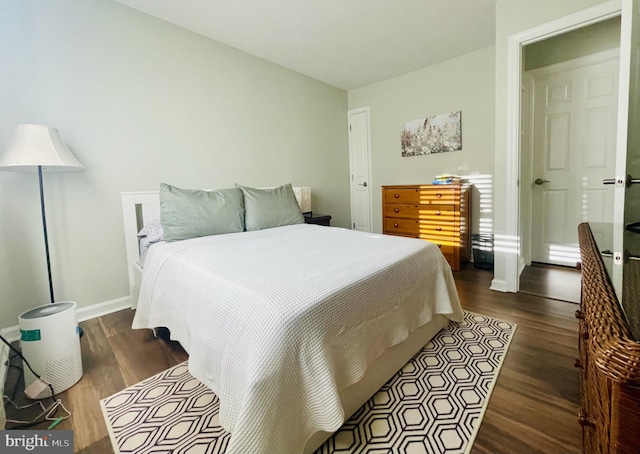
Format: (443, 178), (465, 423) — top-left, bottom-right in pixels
(132, 224), (463, 454)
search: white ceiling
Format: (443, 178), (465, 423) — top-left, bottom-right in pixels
(112, 0), (497, 91)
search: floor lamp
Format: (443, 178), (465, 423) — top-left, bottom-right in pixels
(0, 124), (84, 304)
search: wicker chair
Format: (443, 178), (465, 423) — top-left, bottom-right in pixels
(577, 223), (640, 453)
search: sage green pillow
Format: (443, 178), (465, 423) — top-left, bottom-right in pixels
(236, 183), (305, 231)
(159, 183), (245, 242)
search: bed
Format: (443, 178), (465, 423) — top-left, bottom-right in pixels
(120, 184), (463, 454)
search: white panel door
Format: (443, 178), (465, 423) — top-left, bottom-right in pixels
(617, 0), (640, 267)
(530, 53), (619, 265)
(348, 107), (372, 232)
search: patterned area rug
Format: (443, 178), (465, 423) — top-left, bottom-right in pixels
(101, 312), (516, 454)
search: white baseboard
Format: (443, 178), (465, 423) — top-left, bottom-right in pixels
(490, 278), (508, 292)
(76, 296), (132, 323)
(0, 296), (132, 343)
(518, 257), (526, 276)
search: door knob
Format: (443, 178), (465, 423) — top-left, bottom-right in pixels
(358, 182), (368, 187)
(626, 175), (640, 187)
(602, 175), (640, 187)
(534, 178), (550, 185)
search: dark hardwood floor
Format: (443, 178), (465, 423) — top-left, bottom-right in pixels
(3, 266), (581, 453)
(519, 262), (582, 304)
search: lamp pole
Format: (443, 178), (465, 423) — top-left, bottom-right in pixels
(38, 165), (55, 303)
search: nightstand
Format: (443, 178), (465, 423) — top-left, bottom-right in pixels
(304, 214), (331, 226)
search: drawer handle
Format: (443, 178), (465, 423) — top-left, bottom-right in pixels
(394, 208), (399, 213)
(394, 223), (398, 228)
(436, 227), (442, 231)
(575, 310), (584, 319)
(577, 411), (595, 427)
(394, 193), (400, 198)
(436, 193), (442, 198)
(436, 210), (441, 215)
(574, 358), (583, 369)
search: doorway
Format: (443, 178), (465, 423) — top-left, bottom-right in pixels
(524, 45), (620, 267)
(519, 263), (581, 303)
(516, 14), (622, 295)
(348, 107), (373, 232)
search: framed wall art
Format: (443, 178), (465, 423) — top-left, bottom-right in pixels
(401, 110), (461, 157)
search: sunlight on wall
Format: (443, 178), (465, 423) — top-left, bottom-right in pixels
(479, 217), (493, 235)
(493, 234), (520, 254)
(548, 244), (581, 264)
(458, 174), (523, 256)
(462, 173), (494, 235)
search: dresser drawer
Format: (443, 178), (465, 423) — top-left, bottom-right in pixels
(384, 218), (420, 235)
(381, 184), (470, 271)
(384, 218), (458, 236)
(432, 243), (456, 255)
(384, 204), (420, 218)
(417, 187), (458, 204)
(384, 187), (458, 205)
(418, 225), (459, 237)
(384, 188), (421, 204)
(384, 204), (456, 219)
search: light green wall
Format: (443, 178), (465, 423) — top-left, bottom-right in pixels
(493, 0), (612, 289)
(524, 16), (620, 70)
(348, 46), (495, 236)
(0, 0), (349, 328)
(1, 0), (620, 329)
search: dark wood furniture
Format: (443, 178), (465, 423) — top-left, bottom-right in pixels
(576, 223), (640, 454)
(382, 184), (470, 271)
(304, 214), (331, 226)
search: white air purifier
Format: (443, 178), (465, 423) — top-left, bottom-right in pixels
(19, 301), (83, 399)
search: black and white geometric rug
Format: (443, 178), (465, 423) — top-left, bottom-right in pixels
(101, 312), (516, 454)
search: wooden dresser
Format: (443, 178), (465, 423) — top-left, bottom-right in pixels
(382, 184), (470, 271)
(576, 223), (640, 453)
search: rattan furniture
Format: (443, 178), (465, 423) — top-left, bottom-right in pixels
(576, 223), (640, 453)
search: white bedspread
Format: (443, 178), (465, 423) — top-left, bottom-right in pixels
(132, 224), (463, 454)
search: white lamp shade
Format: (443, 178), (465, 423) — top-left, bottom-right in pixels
(0, 124), (83, 171)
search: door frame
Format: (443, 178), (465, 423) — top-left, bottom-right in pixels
(523, 48), (620, 266)
(499, 0), (622, 292)
(347, 106), (374, 232)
